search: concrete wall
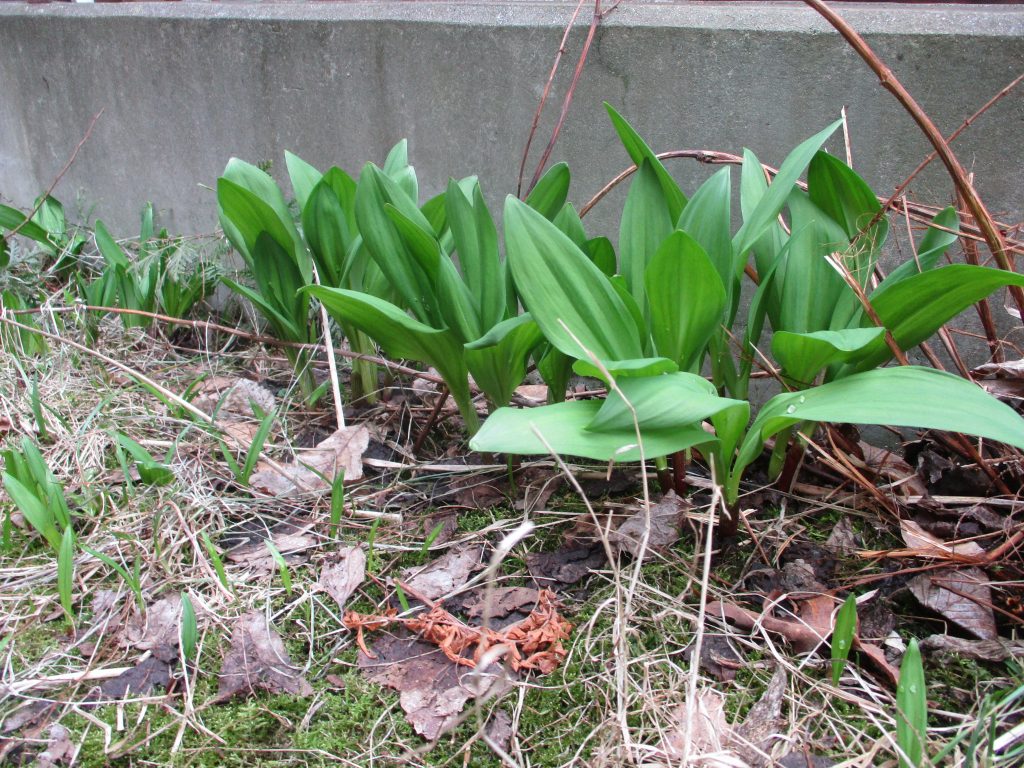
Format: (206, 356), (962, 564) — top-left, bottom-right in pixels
(1, 1), (1022, 249)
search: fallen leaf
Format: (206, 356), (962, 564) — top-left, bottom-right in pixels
(460, 586), (540, 620)
(193, 377), (276, 419)
(972, 358), (1024, 377)
(485, 709), (514, 754)
(908, 567), (997, 640)
(859, 442), (928, 498)
(226, 531), (315, 569)
(122, 594), (183, 658)
(358, 633), (509, 741)
(419, 511), (458, 547)
(401, 544), (483, 602)
(345, 589), (572, 674)
(514, 384), (548, 404)
(707, 600), (828, 654)
(451, 477), (507, 509)
(249, 424), (369, 495)
(779, 754), (838, 768)
(659, 691), (743, 765)
(32, 724), (74, 768)
(99, 654), (173, 698)
(610, 491), (688, 559)
(216, 611), (313, 701)
(526, 543), (606, 588)
(689, 634), (743, 683)
(920, 634), (1024, 662)
(824, 516), (860, 556)
(318, 547), (366, 611)
(735, 666), (787, 764)
(900, 519), (985, 559)
(0, 415), (11, 434)
(852, 638), (900, 687)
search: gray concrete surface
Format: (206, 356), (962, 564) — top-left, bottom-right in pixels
(1, 1), (1022, 252)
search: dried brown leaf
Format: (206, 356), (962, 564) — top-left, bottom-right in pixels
(122, 594), (183, 659)
(909, 566), (997, 640)
(401, 544), (483, 602)
(611, 491), (688, 559)
(735, 666), (787, 764)
(659, 691), (744, 765)
(357, 634), (509, 741)
(900, 519), (985, 559)
(99, 654), (173, 698)
(193, 377), (276, 419)
(526, 543), (605, 588)
(461, 586), (540, 620)
(216, 611), (313, 701)
(860, 442), (928, 497)
(226, 531), (315, 569)
(33, 724), (74, 768)
(250, 424), (369, 495)
(921, 633), (1024, 662)
(317, 546), (366, 612)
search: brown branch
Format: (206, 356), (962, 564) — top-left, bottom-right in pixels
(517, 0), (588, 198)
(801, 0), (1024, 320)
(3, 109), (105, 243)
(527, 0), (606, 194)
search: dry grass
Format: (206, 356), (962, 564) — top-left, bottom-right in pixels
(0, 310), (1021, 767)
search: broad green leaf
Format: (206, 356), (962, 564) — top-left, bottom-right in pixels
(896, 639), (927, 768)
(217, 178), (309, 280)
(585, 237), (617, 277)
(619, 159), (674, 307)
(306, 286), (477, 432)
(851, 265), (1024, 372)
(470, 400), (712, 463)
(303, 178), (351, 287)
(740, 150), (786, 329)
(676, 167), (733, 287)
(777, 191), (850, 334)
(572, 357), (677, 382)
(608, 275), (649, 355)
(383, 139), (418, 203)
(525, 162), (571, 220)
(0, 204), (53, 245)
(446, 180), (504, 329)
(588, 372), (748, 435)
(831, 594), (858, 685)
(285, 151), (322, 212)
(536, 345), (573, 403)
(58, 524), (76, 622)
(772, 327), (887, 388)
(220, 158), (304, 266)
(435, 255), (483, 344)
(733, 119), (843, 260)
(605, 103), (687, 221)
(251, 232), (308, 334)
(465, 314), (544, 409)
(180, 593), (198, 660)
(552, 202), (587, 248)
(33, 195), (66, 239)
(732, 367), (1024, 501)
(355, 164), (438, 324)
(221, 277), (302, 343)
(808, 151), (887, 250)
(645, 230), (727, 372)
(2, 473), (60, 550)
(504, 196), (643, 362)
(874, 207), (960, 295)
(94, 220), (130, 270)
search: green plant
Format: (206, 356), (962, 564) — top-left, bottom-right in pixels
(896, 638), (928, 768)
(114, 433), (175, 486)
(831, 594), (857, 685)
(306, 148), (574, 434)
(216, 408), (276, 487)
(0, 194), (87, 276)
(470, 109), (1024, 536)
(0, 291), (48, 357)
(265, 540), (293, 597)
(180, 592), (198, 660)
(1, 437), (72, 551)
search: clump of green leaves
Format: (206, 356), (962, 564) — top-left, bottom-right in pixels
(471, 107), (1024, 535)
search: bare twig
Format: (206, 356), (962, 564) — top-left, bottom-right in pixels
(517, 0), (588, 198)
(527, 0), (609, 194)
(801, 0), (1024, 319)
(3, 109), (104, 243)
